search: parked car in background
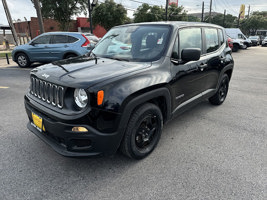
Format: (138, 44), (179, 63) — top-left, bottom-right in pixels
(227, 35), (246, 52)
(261, 37), (267, 46)
(248, 36), (260, 46)
(225, 28), (252, 49)
(12, 32), (92, 68)
(24, 22), (234, 159)
(227, 37), (233, 50)
(84, 33), (100, 47)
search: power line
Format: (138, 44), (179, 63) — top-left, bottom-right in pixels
(128, 0), (159, 7)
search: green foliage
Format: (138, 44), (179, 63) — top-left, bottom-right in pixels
(31, 0), (88, 31)
(133, 3), (187, 23)
(187, 15), (200, 22)
(168, 4), (187, 21)
(134, 4), (164, 23)
(240, 13), (267, 35)
(92, 0), (128, 31)
(208, 14), (237, 28)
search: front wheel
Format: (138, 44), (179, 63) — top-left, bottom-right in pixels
(209, 74), (229, 105)
(16, 53), (31, 68)
(120, 103), (163, 159)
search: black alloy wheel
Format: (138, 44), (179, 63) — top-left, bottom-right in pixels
(209, 74), (229, 105)
(120, 103), (163, 159)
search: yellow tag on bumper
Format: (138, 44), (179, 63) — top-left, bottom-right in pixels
(32, 113), (45, 132)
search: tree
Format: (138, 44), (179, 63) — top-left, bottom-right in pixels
(187, 15), (200, 22)
(92, 0), (128, 31)
(240, 14), (267, 35)
(168, 4), (187, 21)
(205, 13), (237, 28)
(31, 0), (88, 31)
(134, 4), (164, 23)
(134, 3), (187, 23)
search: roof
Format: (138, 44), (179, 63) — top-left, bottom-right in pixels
(114, 21), (223, 29)
(41, 31), (83, 35)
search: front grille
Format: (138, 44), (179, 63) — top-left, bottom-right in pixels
(30, 76), (64, 108)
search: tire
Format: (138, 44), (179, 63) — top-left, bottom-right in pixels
(209, 74), (229, 105)
(243, 43), (248, 49)
(120, 103), (163, 159)
(16, 53), (31, 68)
(232, 44), (239, 52)
(64, 53), (77, 59)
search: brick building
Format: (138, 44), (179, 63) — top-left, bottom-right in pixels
(13, 17), (106, 43)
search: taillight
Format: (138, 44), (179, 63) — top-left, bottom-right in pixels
(81, 34), (90, 47)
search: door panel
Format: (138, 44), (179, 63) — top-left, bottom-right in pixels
(170, 27), (208, 112)
(28, 35), (52, 61)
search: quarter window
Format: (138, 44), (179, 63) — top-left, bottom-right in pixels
(68, 36), (79, 43)
(205, 28), (219, 53)
(179, 28), (202, 57)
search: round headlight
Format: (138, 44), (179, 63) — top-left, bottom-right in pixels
(74, 89), (88, 108)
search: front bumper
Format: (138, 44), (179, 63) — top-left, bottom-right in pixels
(25, 97), (123, 157)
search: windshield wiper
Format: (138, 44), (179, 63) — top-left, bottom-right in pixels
(91, 52), (98, 64)
(105, 57), (129, 62)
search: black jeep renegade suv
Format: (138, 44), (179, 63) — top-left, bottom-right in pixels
(25, 22), (234, 159)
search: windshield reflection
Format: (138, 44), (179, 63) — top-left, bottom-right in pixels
(92, 25), (171, 62)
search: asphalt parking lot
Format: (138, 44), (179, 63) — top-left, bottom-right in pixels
(0, 46), (266, 200)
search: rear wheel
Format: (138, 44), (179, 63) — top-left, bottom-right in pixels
(209, 74), (229, 105)
(232, 44), (239, 52)
(16, 53), (31, 68)
(120, 103), (163, 159)
(64, 53), (77, 59)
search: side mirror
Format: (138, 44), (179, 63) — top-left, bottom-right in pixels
(29, 42), (35, 46)
(181, 48), (201, 62)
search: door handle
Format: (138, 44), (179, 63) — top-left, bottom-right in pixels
(64, 45), (69, 48)
(44, 46), (48, 48)
(198, 63), (207, 71)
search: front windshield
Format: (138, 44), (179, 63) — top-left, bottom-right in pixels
(92, 25), (171, 62)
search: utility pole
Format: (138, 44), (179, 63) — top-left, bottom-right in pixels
(88, 0), (93, 33)
(33, 0), (45, 34)
(247, 5), (250, 18)
(165, 0), (168, 21)
(201, 1), (204, 22)
(2, 0), (19, 45)
(209, 0), (212, 23)
(223, 9), (226, 27)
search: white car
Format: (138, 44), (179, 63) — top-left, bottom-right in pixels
(261, 37), (267, 47)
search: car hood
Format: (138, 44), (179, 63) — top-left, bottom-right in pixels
(31, 56), (151, 88)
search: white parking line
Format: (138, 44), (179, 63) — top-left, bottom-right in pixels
(0, 86), (9, 89)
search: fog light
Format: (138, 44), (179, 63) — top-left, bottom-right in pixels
(72, 127), (88, 132)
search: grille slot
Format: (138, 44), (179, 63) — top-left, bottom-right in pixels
(30, 77), (65, 109)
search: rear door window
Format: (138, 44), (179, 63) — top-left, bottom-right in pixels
(204, 28), (219, 53)
(51, 35), (68, 44)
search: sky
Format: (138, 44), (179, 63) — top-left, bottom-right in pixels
(1, 0), (267, 25)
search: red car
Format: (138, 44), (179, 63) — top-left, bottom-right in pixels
(227, 37), (233, 50)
